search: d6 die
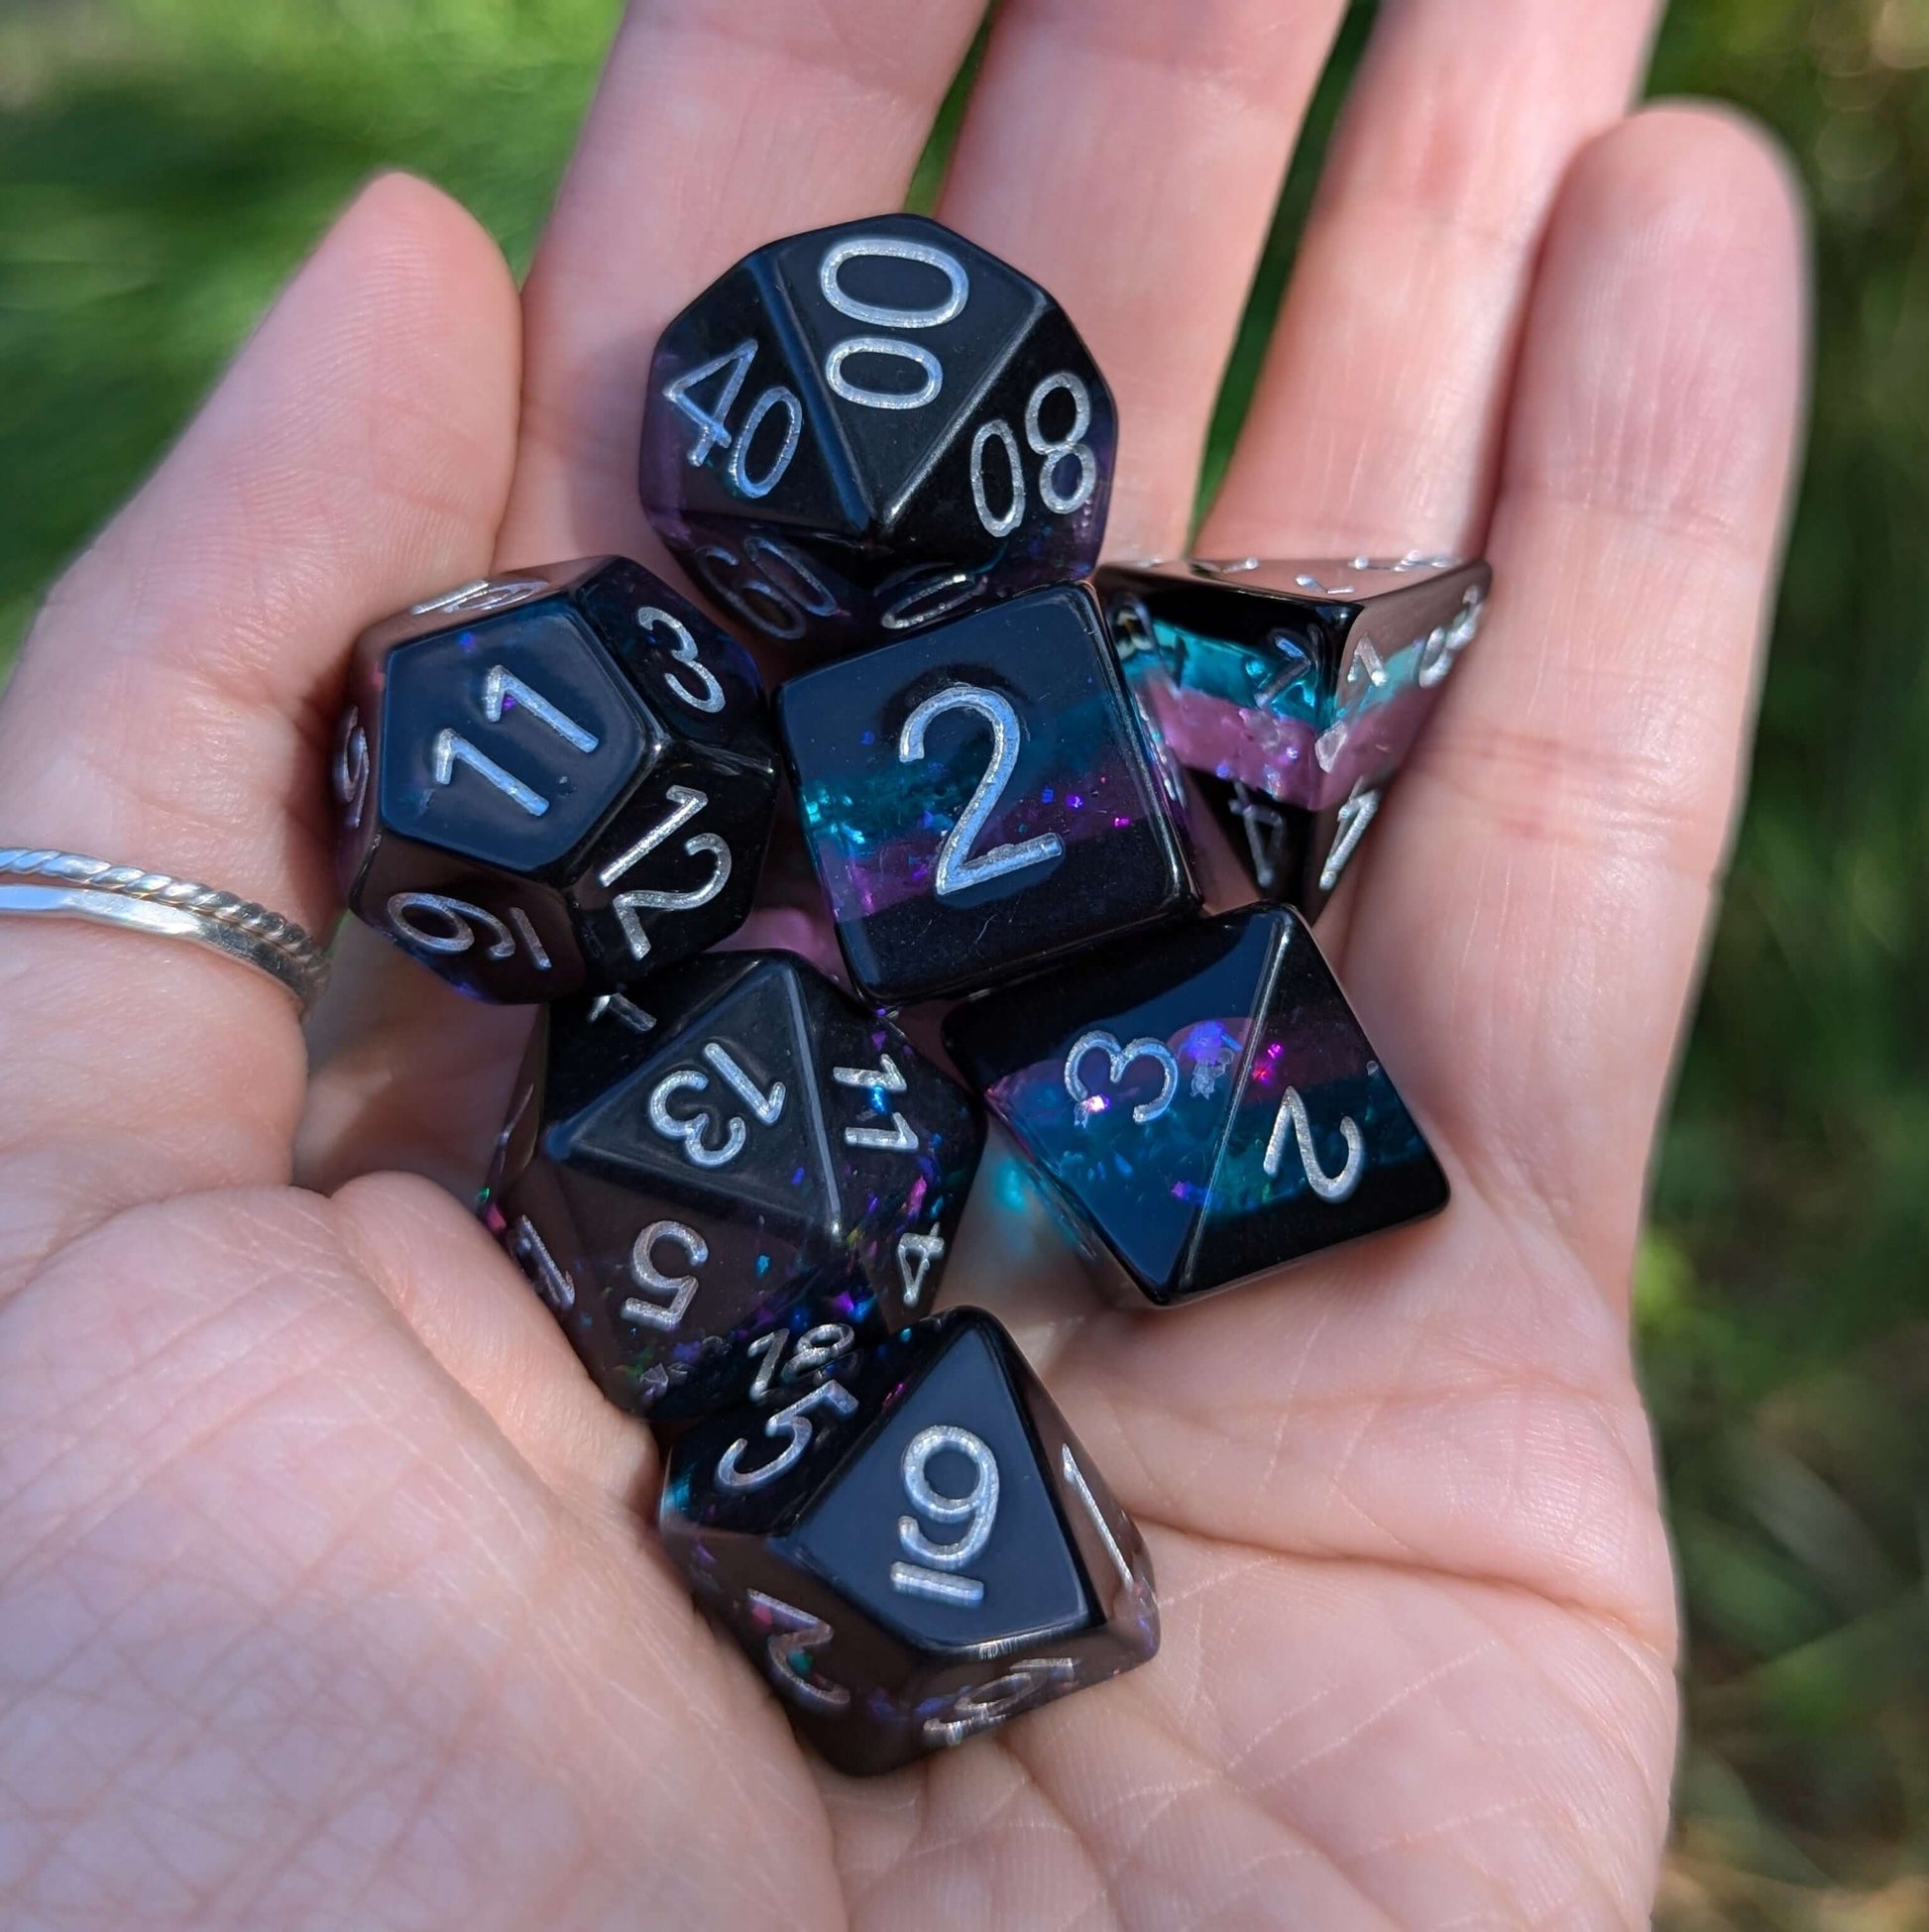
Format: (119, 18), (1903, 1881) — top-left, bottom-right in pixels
(661, 1308), (1157, 1774)
(335, 561), (778, 1001)
(777, 584), (1198, 1005)
(640, 213), (1115, 657)
(945, 907), (1447, 1307)
(1101, 556), (1490, 916)
(485, 952), (981, 1422)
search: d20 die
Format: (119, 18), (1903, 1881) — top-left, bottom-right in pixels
(334, 560), (778, 1001)
(1102, 556), (1490, 916)
(944, 907), (1448, 1307)
(660, 1308), (1157, 1775)
(640, 213), (1116, 656)
(485, 952), (981, 1423)
(777, 584), (1198, 1005)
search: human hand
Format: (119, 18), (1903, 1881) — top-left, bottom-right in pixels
(0, 2), (1805, 1924)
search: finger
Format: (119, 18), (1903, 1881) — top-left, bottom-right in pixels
(990, 108), (1803, 1619)
(1339, 106), (1808, 1283)
(504, 0), (988, 562)
(0, 176), (519, 1283)
(299, 0), (989, 1192)
(1205, 0), (1662, 557)
(936, 0), (1350, 557)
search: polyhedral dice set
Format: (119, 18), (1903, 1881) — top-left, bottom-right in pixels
(331, 215), (1480, 1776)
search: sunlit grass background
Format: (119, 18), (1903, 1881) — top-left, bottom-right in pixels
(3, 2), (1926, 1920)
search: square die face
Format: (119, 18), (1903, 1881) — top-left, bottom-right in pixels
(779, 585), (1197, 1004)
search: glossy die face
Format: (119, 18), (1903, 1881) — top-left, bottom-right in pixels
(777, 584), (1198, 1006)
(485, 953), (982, 1423)
(334, 561), (779, 1001)
(1102, 557), (1490, 915)
(660, 1309), (1157, 1775)
(640, 213), (1116, 657)
(945, 907), (1448, 1307)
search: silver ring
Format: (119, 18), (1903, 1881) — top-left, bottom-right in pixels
(0, 850), (330, 1014)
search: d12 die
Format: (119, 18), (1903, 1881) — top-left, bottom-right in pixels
(777, 584), (1198, 1005)
(660, 1308), (1157, 1775)
(335, 560), (778, 1001)
(485, 952), (981, 1422)
(944, 907), (1447, 1307)
(1102, 556), (1490, 917)
(640, 213), (1116, 656)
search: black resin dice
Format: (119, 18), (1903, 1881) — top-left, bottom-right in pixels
(944, 907), (1447, 1307)
(334, 562), (778, 1001)
(485, 952), (981, 1422)
(777, 584), (1198, 1006)
(640, 213), (1115, 657)
(1101, 557), (1490, 917)
(660, 1308), (1157, 1774)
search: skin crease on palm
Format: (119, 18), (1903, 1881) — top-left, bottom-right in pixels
(0, 0), (1808, 1923)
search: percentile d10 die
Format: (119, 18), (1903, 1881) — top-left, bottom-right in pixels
(639, 214), (1117, 657)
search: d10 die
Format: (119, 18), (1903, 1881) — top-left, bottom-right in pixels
(640, 213), (1115, 656)
(944, 906), (1447, 1307)
(335, 560), (778, 1001)
(777, 584), (1198, 1005)
(485, 951), (981, 1422)
(1102, 556), (1490, 917)
(660, 1308), (1157, 1775)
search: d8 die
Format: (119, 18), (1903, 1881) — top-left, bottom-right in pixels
(777, 584), (1198, 1005)
(661, 1308), (1157, 1775)
(944, 906), (1447, 1307)
(1101, 556), (1490, 917)
(640, 213), (1115, 657)
(485, 951), (981, 1423)
(334, 560), (778, 1001)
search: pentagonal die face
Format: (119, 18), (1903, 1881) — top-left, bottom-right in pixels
(659, 1310), (1158, 1775)
(334, 560), (779, 1001)
(640, 213), (1116, 658)
(485, 953), (982, 1423)
(1101, 558), (1490, 916)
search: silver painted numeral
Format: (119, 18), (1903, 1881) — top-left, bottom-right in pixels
(664, 340), (803, 500)
(1061, 1444), (1133, 1588)
(898, 684), (1065, 899)
(969, 418), (1024, 537)
(588, 991), (656, 1036)
(622, 1220), (705, 1330)
(746, 1322), (856, 1402)
(703, 1041), (786, 1127)
(1319, 784), (1381, 894)
(744, 1591), (851, 1713)
(387, 892), (547, 970)
(335, 707), (371, 830)
(646, 1043), (783, 1173)
(889, 1424), (999, 1608)
(833, 1055), (917, 1154)
(1064, 1030), (1180, 1127)
(924, 1658), (1078, 1748)
(968, 372), (1097, 536)
(635, 606), (726, 715)
(597, 786), (733, 964)
(716, 1379), (859, 1492)
(409, 577), (548, 619)
(431, 731), (548, 817)
(509, 1215), (574, 1311)
(817, 234), (967, 413)
(895, 1230), (945, 1310)
(693, 534), (840, 641)
(1262, 1086), (1365, 1202)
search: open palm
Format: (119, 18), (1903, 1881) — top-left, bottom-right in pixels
(0, 3), (1805, 1925)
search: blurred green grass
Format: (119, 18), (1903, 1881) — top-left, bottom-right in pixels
(2, 2), (1926, 1920)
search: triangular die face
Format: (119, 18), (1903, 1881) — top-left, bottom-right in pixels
(764, 219), (1042, 527)
(969, 914), (1276, 1296)
(1185, 912), (1447, 1296)
(558, 962), (839, 1231)
(789, 1319), (1091, 1654)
